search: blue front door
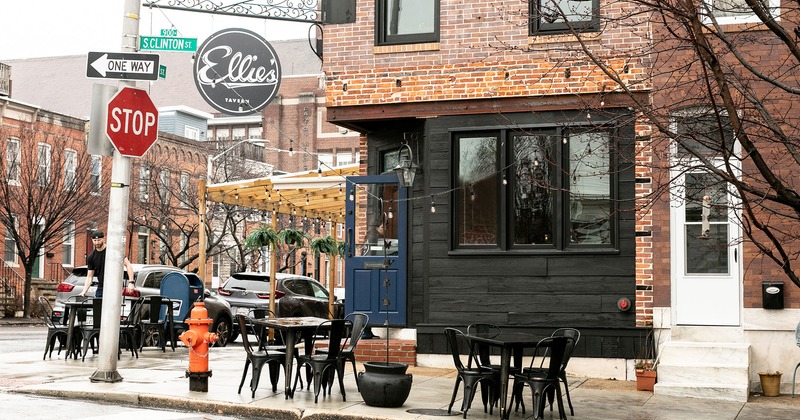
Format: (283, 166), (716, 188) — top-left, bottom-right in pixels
(344, 175), (407, 326)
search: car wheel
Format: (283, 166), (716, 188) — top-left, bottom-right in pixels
(211, 316), (231, 347)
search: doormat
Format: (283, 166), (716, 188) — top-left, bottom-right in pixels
(405, 408), (461, 416)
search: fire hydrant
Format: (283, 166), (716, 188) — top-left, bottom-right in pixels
(179, 301), (218, 392)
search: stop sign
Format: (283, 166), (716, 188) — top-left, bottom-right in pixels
(106, 87), (158, 157)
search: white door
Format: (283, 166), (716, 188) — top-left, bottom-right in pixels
(672, 170), (741, 325)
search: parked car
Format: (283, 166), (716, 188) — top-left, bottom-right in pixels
(53, 264), (234, 346)
(217, 272), (344, 342)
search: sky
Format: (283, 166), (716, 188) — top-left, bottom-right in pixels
(0, 0), (312, 60)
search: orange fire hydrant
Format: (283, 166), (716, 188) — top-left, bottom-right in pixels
(179, 301), (218, 392)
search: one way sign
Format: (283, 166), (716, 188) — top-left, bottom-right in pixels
(86, 52), (160, 81)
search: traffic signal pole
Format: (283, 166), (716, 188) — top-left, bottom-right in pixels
(90, 0), (140, 383)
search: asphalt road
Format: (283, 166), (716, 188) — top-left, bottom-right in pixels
(0, 325), (47, 353)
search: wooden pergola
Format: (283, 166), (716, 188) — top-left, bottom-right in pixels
(197, 164), (360, 318)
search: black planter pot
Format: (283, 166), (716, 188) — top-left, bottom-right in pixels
(358, 361), (413, 407)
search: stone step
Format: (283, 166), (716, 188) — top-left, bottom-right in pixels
(655, 382), (749, 402)
(658, 342), (749, 366)
(654, 341), (750, 402)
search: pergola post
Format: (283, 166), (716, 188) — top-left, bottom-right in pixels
(198, 179), (207, 286)
(328, 221), (337, 319)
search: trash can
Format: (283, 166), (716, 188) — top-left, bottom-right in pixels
(161, 272), (191, 321)
(762, 281), (784, 309)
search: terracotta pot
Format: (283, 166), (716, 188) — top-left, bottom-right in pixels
(758, 371), (782, 397)
(635, 369), (657, 391)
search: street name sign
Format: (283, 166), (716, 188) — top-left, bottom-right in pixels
(106, 87), (159, 157)
(139, 36), (197, 52)
(86, 52), (160, 81)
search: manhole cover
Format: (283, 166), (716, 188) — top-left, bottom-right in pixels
(405, 408), (461, 416)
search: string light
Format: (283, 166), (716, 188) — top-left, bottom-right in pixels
(563, 136), (568, 144)
(430, 195), (436, 213)
(502, 174), (508, 185)
(317, 167), (323, 177)
(388, 203), (394, 219)
(305, 194), (310, 205)
(470, 185), (476, 202)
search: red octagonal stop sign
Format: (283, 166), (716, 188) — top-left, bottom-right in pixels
(106, 87), (159, 157)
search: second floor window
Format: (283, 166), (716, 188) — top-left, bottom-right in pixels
(139, 166), (150, 202)
(376, 0), (440, 46)
(90, 156), (102, 194)
(4, 214), (17, 265)
(37, 143), (51, 187)
(530, 0), (600, 34)
(704, 0), (780, 25)
(64, 149), (77, 191)
(6, 138), (20, 184)
(159, 169), (170, 204)
(62, 220), (75, 266)
(179, 172), (190, 207)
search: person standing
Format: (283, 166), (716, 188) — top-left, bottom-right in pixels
(79, 230), (135, 298)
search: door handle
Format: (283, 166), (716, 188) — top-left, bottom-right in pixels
(347, 228), (353, 257)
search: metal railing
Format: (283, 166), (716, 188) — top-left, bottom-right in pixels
(0, 259), (24, 316)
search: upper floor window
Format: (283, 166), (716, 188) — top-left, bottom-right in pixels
(4, 214), (18, 265)
(530, 0), (600, 34)
(90, 156), (102, 195)
(179, 172), (190, 208)
(64, 149), (77, 192)
(184, 125), (200, 140)
(6, 138), (20, 184)
(37, 143), (51, 187)
(376, 0), (440, 46)
(454, 127), (615, 251)
(62, 220), (75, 266)
(159, 169), (170, 204)
(318, 153), (334, 170)
(336, 151), (353, 166)
(704, 0), (780, 25)
(139, 165), (150, 202)
(673, 109), (735, 158)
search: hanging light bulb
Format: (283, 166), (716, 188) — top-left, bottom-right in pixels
(470, 185), (476, 202)
(586, 111), (591, 119)
(388, 201), (394, 219)
(234, 192), (239, 200)
(430, 195), (436, 213)
(267, 191), (272, 200)
(502, 174), (508, 185)
(317, 167), (323, 177)
(289, 146), (294, 157)
(534, 158), (540, 167)
(305, 194), (310, 205)
(562, 136), (568, 144)
(600, 99), (605, 107)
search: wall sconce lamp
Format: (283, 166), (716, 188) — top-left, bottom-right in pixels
(393, 143), (418, 188)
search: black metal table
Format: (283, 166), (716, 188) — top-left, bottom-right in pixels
(251, 316), (329, 398)
(463, 331), (542, 419)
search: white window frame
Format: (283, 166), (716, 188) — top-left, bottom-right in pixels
(336, 151), (353, 166)
(318, 153), (334, 170)
(139, 165), (150, 202)
(179, 172), (190, 208)
(703, 0), (780, 25)
(90, 155), (102, 195)
(64, 149), (77, 191)
(137, 226), (149, 264)
(62, 220), (75, 267)
(4, 214), (18, 266)
(37, 142), (52, 187)
(159, 169), (170, 204)
(184, 125), (200, 140)
(179, 231), (188, 265)
(6, 137), (20, 185)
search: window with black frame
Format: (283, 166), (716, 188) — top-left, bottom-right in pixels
(454, 128), (614, 251)
(376, 0), (440, 46)
(530, 0), (600, 34)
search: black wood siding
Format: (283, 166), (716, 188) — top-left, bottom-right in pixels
(366, 109), (639, 358)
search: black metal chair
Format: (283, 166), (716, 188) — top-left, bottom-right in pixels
(292, 318), (350, 403)
(118, 297), (143, 359)
(508, 336), (571, 420)
(236, 314), (286, 398)
(138, 296), (174, 352)
(38, 296), (69, 359)
(79, 298), (103, 361)
(444, 327), (500, 418)
(550, 328), (581, 415)
(317, 312), (369, 391)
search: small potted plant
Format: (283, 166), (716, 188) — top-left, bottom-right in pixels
(634, 329), (659, 391)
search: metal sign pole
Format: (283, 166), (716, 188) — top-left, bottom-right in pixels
(91, 0), (140, 383)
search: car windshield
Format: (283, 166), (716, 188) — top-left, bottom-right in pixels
(226, 277), (270, 292)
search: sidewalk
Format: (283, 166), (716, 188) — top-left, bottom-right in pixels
(2, 342), (800, 420)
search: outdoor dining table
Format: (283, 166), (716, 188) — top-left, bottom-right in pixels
(63, 299), (93, 360)
(251, 316), (329, 398)
(463, 330), (542, 419)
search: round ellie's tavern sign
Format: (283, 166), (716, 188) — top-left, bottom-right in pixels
(193, 28), (281, 115)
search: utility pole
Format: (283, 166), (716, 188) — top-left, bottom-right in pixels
(90, 0), (140, 383)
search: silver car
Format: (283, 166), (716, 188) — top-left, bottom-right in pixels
(52, 264), (234, 346)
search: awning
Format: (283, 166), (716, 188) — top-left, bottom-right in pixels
(203, 163), (359, 224)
